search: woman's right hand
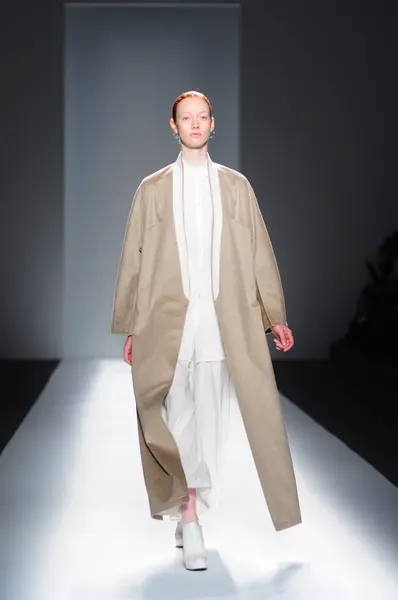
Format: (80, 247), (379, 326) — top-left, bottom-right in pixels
(123, 335), (132, 365)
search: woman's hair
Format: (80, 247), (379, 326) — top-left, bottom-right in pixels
(172, 90), (213, 122)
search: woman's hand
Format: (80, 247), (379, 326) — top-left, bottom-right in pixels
(123, 335), (132, 365)
(271, 325), (294, 352)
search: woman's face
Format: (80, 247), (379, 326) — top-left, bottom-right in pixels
(170, 96), (214, 148)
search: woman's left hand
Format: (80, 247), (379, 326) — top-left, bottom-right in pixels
(271, 325), (294, 352)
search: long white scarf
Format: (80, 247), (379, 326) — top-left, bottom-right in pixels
(172, 151), (222, 301)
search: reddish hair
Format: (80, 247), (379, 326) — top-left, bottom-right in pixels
(172, 90), (213, 122)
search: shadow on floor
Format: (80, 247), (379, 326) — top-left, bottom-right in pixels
(82, 552), (306, 600)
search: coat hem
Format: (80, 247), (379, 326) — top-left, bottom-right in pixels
(274, 517), (302, 532)
(150, 488), (189, 521)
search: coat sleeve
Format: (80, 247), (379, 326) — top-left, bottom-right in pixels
(246, 178), (288, 333)
(110, 182), (144, 334)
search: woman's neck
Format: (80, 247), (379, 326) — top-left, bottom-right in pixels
(180, 145), (208, 167)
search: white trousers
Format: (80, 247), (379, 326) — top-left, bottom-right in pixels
(161, 355), (231, 519)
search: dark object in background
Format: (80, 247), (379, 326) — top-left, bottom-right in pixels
(331, 230), (398, 366)
(325, 232), (398, 485)
(277, 229), (398, 484)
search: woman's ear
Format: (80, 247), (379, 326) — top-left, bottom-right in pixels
(169, 117), (177, 134)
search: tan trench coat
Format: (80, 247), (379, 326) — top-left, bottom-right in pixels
(111, 160), (302, 531)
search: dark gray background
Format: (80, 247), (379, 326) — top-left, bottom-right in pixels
(1, 0), (396, 360)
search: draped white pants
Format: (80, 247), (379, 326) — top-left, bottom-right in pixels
(161, 355), (231, 519)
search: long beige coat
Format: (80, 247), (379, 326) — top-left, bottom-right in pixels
(111, 159), (302, 531)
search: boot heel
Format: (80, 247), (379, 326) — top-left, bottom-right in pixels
(182, 521), (208, 571)
(175, 522), (183, 548)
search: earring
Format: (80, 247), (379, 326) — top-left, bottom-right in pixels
(173, 131), (180, 141)
(209, 129), (216, 139)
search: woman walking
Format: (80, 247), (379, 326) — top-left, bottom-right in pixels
(111, 90), (301, 571)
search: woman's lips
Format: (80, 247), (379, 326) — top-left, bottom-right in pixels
(190, 132), (201, 136)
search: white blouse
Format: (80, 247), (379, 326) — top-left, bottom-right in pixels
(177, 159), (226, 363)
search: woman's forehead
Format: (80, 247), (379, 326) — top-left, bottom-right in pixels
(177, 97), (210, 114)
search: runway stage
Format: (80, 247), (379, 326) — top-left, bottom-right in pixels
(1, 359), (397, 600)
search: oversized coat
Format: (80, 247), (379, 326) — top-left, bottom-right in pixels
(111, 155), (302, 532)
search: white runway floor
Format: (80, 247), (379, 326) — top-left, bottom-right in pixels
(1, 359), (397, 600)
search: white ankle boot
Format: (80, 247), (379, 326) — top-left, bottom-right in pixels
(181, 521), (208, 571)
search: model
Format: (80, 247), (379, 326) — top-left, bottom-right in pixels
(111, 90), (301, 571)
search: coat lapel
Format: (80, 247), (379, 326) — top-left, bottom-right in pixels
(172, 154), (190, 300)
(209, 157), (222, 300)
